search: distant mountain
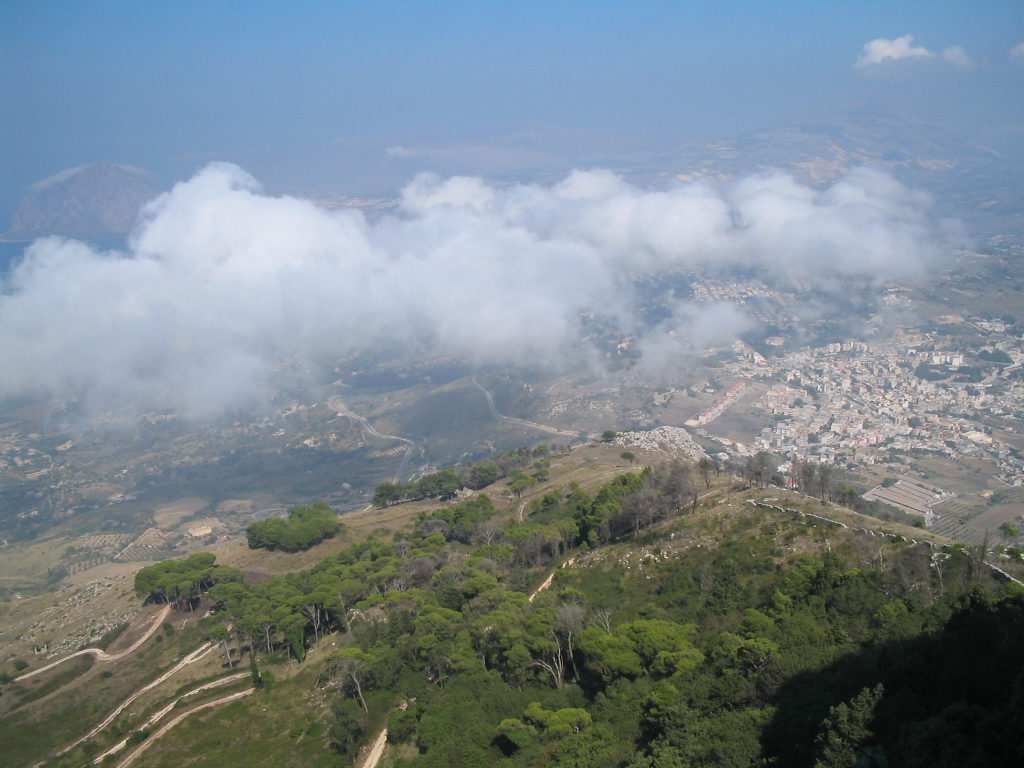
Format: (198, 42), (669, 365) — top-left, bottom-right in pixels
(4, 162), (160, 241)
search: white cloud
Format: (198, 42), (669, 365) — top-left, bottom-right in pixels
(941, 46), (974, 69)
(0, 163), (963, 420)
(855, 35), (972, 69)
(1011, 43), (1024, 61)
(855, 35), (932, 68)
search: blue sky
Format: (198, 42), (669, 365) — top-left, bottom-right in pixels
(2, 0), (1022, 217)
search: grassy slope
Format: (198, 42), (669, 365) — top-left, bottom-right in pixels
(0, 620), (219, 768)
(136, 665), (349, 768)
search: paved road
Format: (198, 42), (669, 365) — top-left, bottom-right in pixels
(471, 378), (580, 439)
(327, 397), (416, 483)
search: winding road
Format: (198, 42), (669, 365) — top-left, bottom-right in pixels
(22, 605), (223, 767)
(327, 397), (416, 483)
(471, 378), (580, 439)
(114, 687), (255, 768)
(93, 672), (250, 764)
(15, 604), (172, 683)
(53, 640), (218, 759)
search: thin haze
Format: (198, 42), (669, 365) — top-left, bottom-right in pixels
(2, 2), (1022, 212)
(0, 164), (961, 419)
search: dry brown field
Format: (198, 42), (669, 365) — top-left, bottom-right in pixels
(152, 497), (209, 530)
(971, 503), (1024, 530)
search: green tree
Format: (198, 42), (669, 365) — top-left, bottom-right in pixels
(813, 684), (884, 768)
(698, 458), (713, 488)
(999, 521), (1019, 542)
(509, 470), (537, 499)
(546, 707), (593, 737)
(134, 552), (239, 611)
(328, 698), (365, 757)
(246, 503), (340, 552)
(372, 481), (403, 507)
(330, 648), (378, 712)
(280, 613), (306, 662)
(496, 718), (536, 751)
(578, 626), (643, 680)
(469, 464), (500, 489)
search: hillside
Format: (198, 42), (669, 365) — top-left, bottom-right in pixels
(2, 442), (1023, 768)
(4, 162), (159, 241)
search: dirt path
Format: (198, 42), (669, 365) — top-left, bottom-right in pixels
(529, 571), (557, 602)
(52, 640), (217, 759)
(360, 727), (389, 768)
(515, 496), (530, 523)
(93, 672), (250, 764)
(15, 604), (172, 682)
(529, 556), (577, 602)
(359, 700), (409, 768)
(114, 687), (255, 768)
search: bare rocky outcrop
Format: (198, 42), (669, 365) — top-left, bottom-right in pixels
(614, 426), (706, 462)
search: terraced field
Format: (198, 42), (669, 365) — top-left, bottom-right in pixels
(931, 490), (1024, 545)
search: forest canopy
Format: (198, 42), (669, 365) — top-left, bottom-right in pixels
(133, 552), (242, 611)
(246, 502), (342, 552)
(134, 464), (1024, 768)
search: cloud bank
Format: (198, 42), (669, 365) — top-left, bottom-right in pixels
(0, 163), (961, 420)
(856, 35), (973, 69)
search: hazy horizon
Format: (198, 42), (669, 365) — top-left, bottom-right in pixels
(3, 1), (1022, 220)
